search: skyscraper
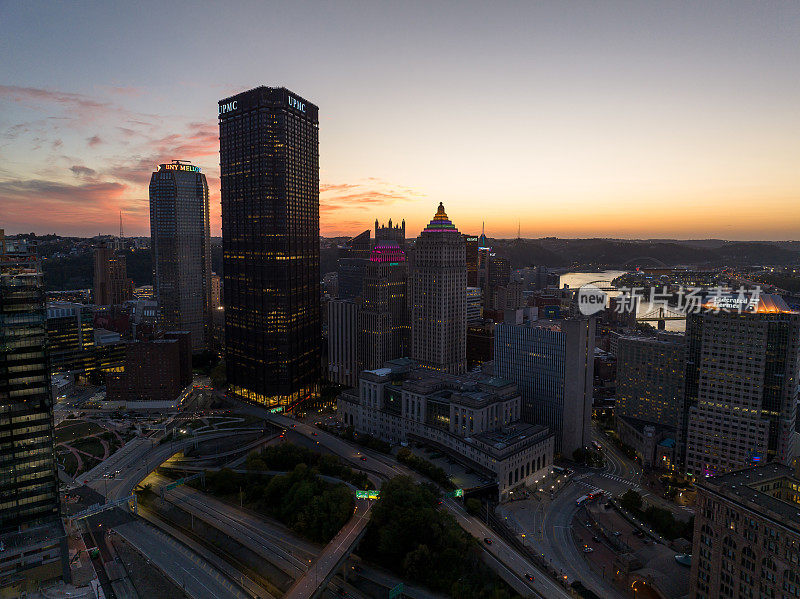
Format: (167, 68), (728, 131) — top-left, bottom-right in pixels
(149, 160), (212, 351)
(616, 333), (685, 427)
(410, 203), (466, 374)
(683, 295), (800, 476)
(495, 316), (595, 456)
(93, 241), (132, 306)
(327, 299), (361, 387)
(360, 240), (409, 368)
(464, 234), (479, 287)
(337, 230), (371, 300)
(0, 232), (67, 591)
(219, 86), (320, 411)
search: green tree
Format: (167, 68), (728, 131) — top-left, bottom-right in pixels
(620, 489), (642, 512)
(465, 498), (482, 516)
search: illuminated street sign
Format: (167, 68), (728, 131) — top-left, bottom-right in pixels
(355, 490), (380, 500)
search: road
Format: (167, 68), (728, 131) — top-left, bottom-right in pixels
(114, 519), (247, 599)
(79, 429), (263, 599)
(150, 472), (313, 577)
(87, 429), (259, 501)
(283, 500), (372, 599)
(231, 399), (555, 598)
(444, 498), (570, 598)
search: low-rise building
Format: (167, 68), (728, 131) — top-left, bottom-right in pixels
(337, 359), (554, 499)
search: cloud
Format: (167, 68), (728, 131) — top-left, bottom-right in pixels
(70, 165), (97, 178)
(0, 85), (111, 113)
(87, 135), (103, 147)
(320, 179), (424, 214)
(0, 178), (133, 236)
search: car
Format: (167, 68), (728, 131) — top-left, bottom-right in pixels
(612, 531), (621, 537)
(483, 538), (492, 545)
(525, 573), (534, 581)
(360, 456), (367, 461)
(583, 546), (594, 553)
(311, 432), (318, 436)
(592, 536), (601, 542)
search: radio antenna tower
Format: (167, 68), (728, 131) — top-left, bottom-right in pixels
(119, 210), (124, 239)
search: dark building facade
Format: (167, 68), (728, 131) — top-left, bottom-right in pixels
(149, 161), (212, 351)
(464, 235), (479, 287)
(165, 330), (192, 388)
(360, 240), (409, 369)
(0, 233), (67, 591)
(337, 230), (371, 300)
(93, 242), (132, 306)
(219, 86), (321, 411)
(106, 338), (186, 403)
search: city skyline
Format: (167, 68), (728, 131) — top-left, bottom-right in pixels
(2, 2), (800, 240)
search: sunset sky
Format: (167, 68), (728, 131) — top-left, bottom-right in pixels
(1, 1), (799, 240)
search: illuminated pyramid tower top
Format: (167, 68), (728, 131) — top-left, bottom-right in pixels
(423, 202), (460, 234)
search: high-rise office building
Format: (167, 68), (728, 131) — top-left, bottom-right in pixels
(149, 160), (212, 351)
(362, 240), (408, 361)
(410, 203), (466, 374)
(337, 230), (371, 300)
(93, 242), (132, 305)
(219, 86), (320, 411)
(327, 299), (360, 387)
(0, 232), (67, 592)
(683, 296), (800, 477)
(689, 461), (800, 599)
(46, 302), (95, 375)
(616, 333), (686, 425)
(464, 235), (479, 287)
(614, 332), (685, 468)
(467, 286), (483, 324)
(495, 316), (595, 456)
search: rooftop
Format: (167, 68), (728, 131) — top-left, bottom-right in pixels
(698, 462), (800, 533)
(422, 202), (460, 234)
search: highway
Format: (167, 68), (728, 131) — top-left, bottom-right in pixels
(150, 472), (314, 577)
(230, 399), (555, 598)
(114, 519), (248, 599)
(444, 498), (570, 598)
(79, 429), (264, 599)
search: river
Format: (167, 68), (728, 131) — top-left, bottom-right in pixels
(559, 270), (685, 332)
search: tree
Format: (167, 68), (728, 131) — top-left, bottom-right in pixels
(465, 498), (482, 516)
(620, 489), (642, 513)
(210, 360), (227, 387)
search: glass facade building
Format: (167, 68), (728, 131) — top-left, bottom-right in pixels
(0, 235), (60, 533)
(219, 87), (320, 411)
(149, 161), (212, 351)
(495, 317), (594, 456)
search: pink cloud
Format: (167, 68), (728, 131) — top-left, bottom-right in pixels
(0, 178), (133, 236)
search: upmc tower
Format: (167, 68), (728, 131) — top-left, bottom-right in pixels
(218, 87), (321, 412)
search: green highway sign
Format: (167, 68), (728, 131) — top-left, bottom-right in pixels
(355, 490), (380, 500)
(269, 406), (284, 413)
(388, 582), (404, 598)
(445, 489), (464, 498)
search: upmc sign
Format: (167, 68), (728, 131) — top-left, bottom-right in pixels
(219, 100), (237, 115)
(288, 95), (306, 112)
